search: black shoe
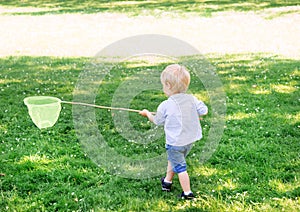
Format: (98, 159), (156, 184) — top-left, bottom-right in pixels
(180, 192), (195, 200)
(161, 177), (172, 192)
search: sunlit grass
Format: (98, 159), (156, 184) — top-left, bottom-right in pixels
(249, 87), (272, 95)
(194, 166), (219, 177)
(0, 79), (22, 84)
(271, 84), (297, 93)
(227, 112), (256, 120)
(269, 179), (299, 193)
(18, 155), (52, 165)
(124, 55), (176, 68)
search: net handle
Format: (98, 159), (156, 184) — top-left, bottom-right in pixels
(61, 100), (155, 114)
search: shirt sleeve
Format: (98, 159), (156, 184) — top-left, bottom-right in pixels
(153, 101), (167, 126)
(194, 96), (208, 116)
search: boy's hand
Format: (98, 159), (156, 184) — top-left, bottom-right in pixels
(139, 109), (150, 117)
(139, 109), (154, 123)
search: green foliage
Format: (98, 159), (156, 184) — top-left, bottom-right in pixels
(0, 54), (299, 211)
(0, 0), (299, 16)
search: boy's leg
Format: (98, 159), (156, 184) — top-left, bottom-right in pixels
(165, 160), (175, 182)
(161, 161), (174, 191)
(178, 171), (191, 193)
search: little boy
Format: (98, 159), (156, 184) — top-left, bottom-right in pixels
(139, 64), (208, 200)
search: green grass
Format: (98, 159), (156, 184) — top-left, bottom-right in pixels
(0, 54), (299, 211)
(0, 0), (299, 16)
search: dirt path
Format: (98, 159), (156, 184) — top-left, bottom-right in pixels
(0, 8), (299, 58)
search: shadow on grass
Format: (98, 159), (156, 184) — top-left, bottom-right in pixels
(0, 0), (299, 16)
(0, 54), (299, 211)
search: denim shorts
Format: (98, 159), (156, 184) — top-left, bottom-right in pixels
(166, 143), (193, 174)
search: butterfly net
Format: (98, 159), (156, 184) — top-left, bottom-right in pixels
(24, 96), (61, 129)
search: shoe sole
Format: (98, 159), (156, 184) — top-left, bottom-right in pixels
(162, 187), (171, 192)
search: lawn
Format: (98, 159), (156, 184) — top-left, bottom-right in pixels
(0, 0), (299, 211)
(0, 54), (299, 211)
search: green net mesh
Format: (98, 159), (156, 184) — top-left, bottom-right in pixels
(24, 96), (61, 129)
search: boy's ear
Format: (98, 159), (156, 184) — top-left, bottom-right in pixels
(166, 82), (172, 89)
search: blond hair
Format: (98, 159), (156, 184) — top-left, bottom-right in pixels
(161, 64), (190, 94)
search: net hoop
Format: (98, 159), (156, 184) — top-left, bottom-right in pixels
(24, 96), (62, 129)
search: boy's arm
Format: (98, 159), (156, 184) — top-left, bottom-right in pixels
(199, 107), (208, 116)
(140, 101), (166, 126)
(139, 109), (154, 123)
(194, 96), (208, 116)
(196, 101), (208, 120)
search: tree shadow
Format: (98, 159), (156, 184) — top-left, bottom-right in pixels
(1, 0), (299, 16)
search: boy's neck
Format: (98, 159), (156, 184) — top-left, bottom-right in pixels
(167, 92), (185, 97)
